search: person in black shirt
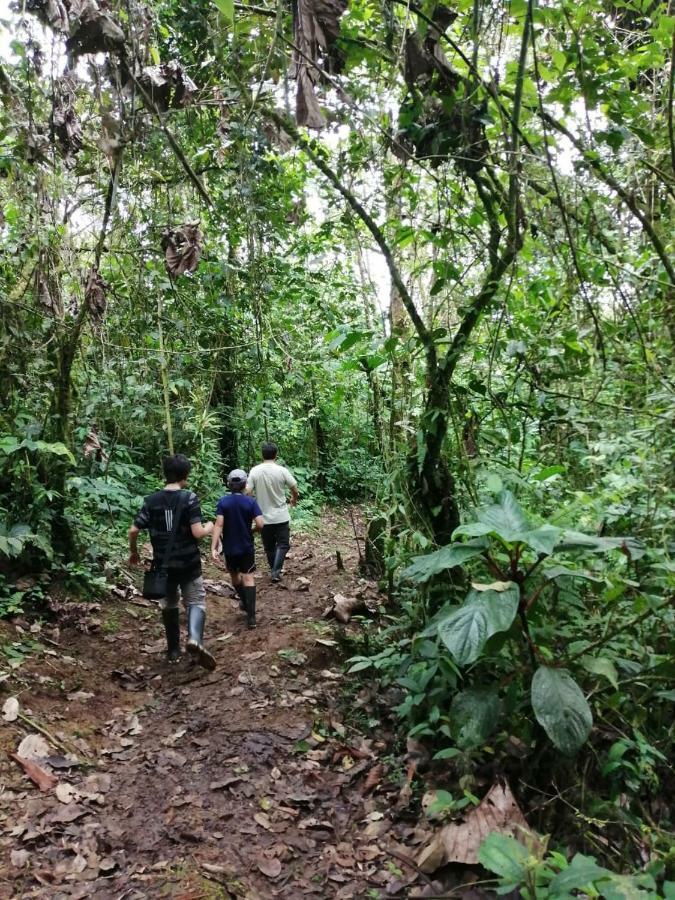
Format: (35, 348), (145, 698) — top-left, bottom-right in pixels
(128, 454), (215, 669)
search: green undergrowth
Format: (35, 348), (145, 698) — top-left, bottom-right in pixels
(342, 480), (674, 881)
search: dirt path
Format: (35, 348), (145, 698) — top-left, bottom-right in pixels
(0, 511), (432, 899)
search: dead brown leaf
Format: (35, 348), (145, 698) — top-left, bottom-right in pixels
(417, 780), (539, 873)
(138, 61), (197, 111)
(161, 223), (203, 277)
(85, 267), (108, 323)
(362, 762), (384, 796)
(10, 848), (29, 868)
(210, 776), (242, 791)
(254, 812), (272, 830)
(10, 754), (58, 792)
(291, 0), (348, 127)
(83, 427), (108, 463)
(257, 856), (282, 878)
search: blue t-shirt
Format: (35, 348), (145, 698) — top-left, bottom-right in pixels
(215, 493), (263, 556)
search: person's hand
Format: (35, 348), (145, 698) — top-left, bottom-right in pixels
(211, 548), (221, 563)
(128, 552), (141, 568)
(290, 496), (298, 507)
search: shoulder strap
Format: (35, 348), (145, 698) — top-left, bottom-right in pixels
(158, 491), (190, 572)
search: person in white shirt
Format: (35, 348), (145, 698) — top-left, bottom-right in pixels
(246, 443), (299, 583)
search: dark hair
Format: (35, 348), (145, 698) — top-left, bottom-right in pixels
(261, 442), (278, 460)
(162, 454), (191, 483)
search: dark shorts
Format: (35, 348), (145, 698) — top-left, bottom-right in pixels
(224, 550), (255, 574)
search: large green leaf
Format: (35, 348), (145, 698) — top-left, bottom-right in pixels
(213, 0), (234, 22)
(555, 530), (644, 558)
(531, 667), (592, 754)
(580, 655), (619, 691)
(522, 524), (562, 555)
(477, 833), (529, 883)
(437, 583), (519, 665)
(453, 492), (561, 554)
(465, 583), (520, 632)
(401, 539), (487, 583)
(449, 688), (501, 749)
(548, 853), (608, 895)
(477, 491), (530, 537)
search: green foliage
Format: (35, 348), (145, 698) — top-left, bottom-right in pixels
(531, 667), (593, 756)
(1, 0), (674, 871)
(478, 833), (666, 899)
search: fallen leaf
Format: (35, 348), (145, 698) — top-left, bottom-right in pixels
(55, 782), (75, 804)
(83, 772), (112, 793)
(362, 763), (384, 796)
(471, 580), (514, 592)
(44, 754), (80, 770)
(254, 812), (272, 829)
(157, 749), (186, 767)
(3, 696), (19, 722)
(46, 803), (89, 825)
(242, 650), (266, 661)
(210, 776), (242, 791)
(162, 729), (187, 747)
(124, 714), (143, 735)
(257, 857), (282, 878)
(10, 849), (29, 868)
(417, 780), (540, 872)
(17, 734), (51, 760)
(10, 754), (58, 791)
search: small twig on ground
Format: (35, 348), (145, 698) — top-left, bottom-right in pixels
(347, 507), (364, 565)
(376, 843), (435, 887)
(16, 712), (83, 757)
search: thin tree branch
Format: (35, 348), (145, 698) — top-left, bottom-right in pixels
(264, 105), (434, 361)
(126, 71), (213, 207)
(535, 109), (675, 286)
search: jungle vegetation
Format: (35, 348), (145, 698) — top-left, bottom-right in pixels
(0, 0), (673, 888)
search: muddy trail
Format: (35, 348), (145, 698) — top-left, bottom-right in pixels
(0, 511), (455, 899)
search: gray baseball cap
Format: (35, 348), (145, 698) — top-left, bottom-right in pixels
(227, 468), (248, 487)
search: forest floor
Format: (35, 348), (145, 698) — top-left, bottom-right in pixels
(0, 510), (463, 899)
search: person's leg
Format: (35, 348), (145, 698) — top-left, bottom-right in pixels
(159, 581), (181, 662)
(183, 575), (216, 671)
(271, 522), (290, 581)
(228, 565), (246, 610)
(241, 571), (256, 628)
(261, 524), (276, 571)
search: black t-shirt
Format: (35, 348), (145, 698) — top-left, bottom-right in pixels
(134, 489), (202, 580)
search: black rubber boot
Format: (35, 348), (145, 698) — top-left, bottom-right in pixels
(186, 606), (216, 671)
(235, 584), (246, 611)
(243, 586), (256, 629)
(161, 607), (181, 663)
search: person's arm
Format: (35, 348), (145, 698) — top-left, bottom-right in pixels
(128, 524), (141, 566)
(285, 469), (299, 507)
(129, 501), (150, 566)
(191, 521), (214, 539)
(253, 514), (265, 532)
(187, 491), (213, 539)
(245, 471), (255, 497)
(211, 515), (224, 561)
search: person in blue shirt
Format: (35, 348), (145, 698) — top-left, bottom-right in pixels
(211, 469), (264, 629)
